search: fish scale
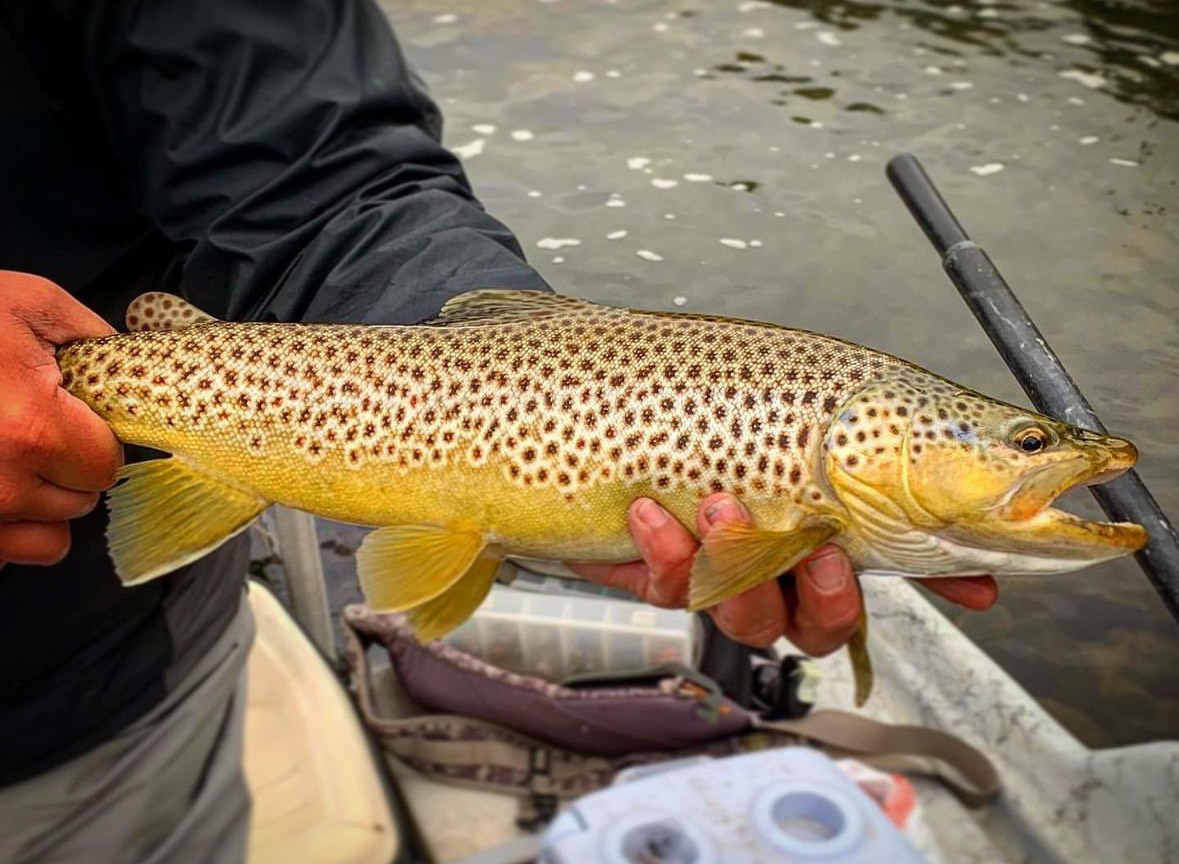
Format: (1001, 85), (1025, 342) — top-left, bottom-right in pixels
(55, 289), (1146, 704)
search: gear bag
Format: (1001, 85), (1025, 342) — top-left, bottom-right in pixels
(342, 605), (999, 824)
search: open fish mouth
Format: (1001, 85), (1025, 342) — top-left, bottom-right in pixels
(995, 437), (1148, 557)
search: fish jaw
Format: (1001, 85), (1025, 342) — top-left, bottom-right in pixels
(912, 439), (1146, 575)
(944, 434), (1146, 566)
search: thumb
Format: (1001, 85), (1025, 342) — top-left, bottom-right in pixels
(1, 271), (114, 348)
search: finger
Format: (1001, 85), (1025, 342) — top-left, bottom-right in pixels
(916, 576), (998, 611)
(0, 521), (71, 565)
(38, 388), (123, 491)
(708, 581), (788, 648)
(0, 479), (98, 522)
(0, 271), (115, 346)
(566, 560), (668, 605)
(694, 492), (751, 537)
(626, 498), (698, 607)
(787, 544), (862, 656)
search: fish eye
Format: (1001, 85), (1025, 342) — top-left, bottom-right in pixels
(1011, 426), (1049, 454)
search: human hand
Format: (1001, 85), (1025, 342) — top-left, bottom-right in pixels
(0, 271), (123, 566)
(568, 493), (997, 653)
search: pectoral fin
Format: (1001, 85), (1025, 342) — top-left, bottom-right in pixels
(107, 458), (268, 585)
(688, 516), (840, 611)
(357, 524), (485, 612)
(847, 605), (874, 707)
(405, 551), (502, 641)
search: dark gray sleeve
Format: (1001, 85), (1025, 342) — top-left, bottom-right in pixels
(80, 0), (549, 325)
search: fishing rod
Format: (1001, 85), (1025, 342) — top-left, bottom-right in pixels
(886, 153), (1179, 624)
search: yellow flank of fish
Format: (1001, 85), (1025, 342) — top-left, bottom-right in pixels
(57, 290), (1148, 705)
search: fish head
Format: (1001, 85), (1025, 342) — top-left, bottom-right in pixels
(822, 376), (1147, 575)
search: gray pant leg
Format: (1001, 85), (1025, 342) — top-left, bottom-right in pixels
(0, 597), (255, 864)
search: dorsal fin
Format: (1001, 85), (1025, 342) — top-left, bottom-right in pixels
(427, 289), (604, 326)
(125, 292), (219, 332)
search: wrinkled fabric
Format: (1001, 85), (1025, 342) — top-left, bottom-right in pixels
(0, 0), (547, 785)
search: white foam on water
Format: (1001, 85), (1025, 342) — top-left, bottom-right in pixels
(552, 256), (565, 264)
(731, 183), (750, 191)
(606, 70), (622, 78)
(627, 157), (652, 170)
(750, 239), (763, 247)
(606, 199), (627, 208)
(970, 162), (1005, 176)
(573, 70), (595, 82)
(433, 13), (458, 24)
(536, 238), (581, 250)
(719, 238), (748, 249)
(1109, 158), (1139, 167)
(743, 27), (765, 38)
(606, 230), (628, 240)
(1067, 96), (1086, 105)
(664, 213), (677, 220)
(950, 81), (974, 90)
(453, 139), (485, 158)
(1062, 33), (1092, 45)
(651, 178), (679, 189)
(683, 173), (713, 182)
(511, 129), (535, 141)
(1079, 136), (1099, 145)
(472, 123), (496, 135)
(1017, 93), (1030, 102)
(527, 190), (543, 197)
(1161, 51), (1179, 66)
(817, 31), (842, 47)
(636, 249), (664, 262)
(1059, 69), (1106, 89)
(672, 295), (688, 306)
(653, 22), (669, 32)
(795, 21), (818, 30)
(848, 154), (863, 162)
(923, 65), (944, 75)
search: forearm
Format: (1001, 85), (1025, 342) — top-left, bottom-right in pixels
(83, 0), (548, 326)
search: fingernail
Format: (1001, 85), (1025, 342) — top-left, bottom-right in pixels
(635, 498), (669, 529)
(704, 496), (747, 526)
(799, 552), (850, 594)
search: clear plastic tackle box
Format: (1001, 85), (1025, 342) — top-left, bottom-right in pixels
(442, 580), (699, 682)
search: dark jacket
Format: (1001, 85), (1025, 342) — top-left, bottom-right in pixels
(0, 0), (547, 785)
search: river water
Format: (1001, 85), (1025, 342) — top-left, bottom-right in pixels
(315, 0), (1179, 747)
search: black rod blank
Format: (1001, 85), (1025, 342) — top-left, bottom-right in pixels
(885, 153), (1179, 623)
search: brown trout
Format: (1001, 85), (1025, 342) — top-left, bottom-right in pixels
(58, 290), (1146, 702)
